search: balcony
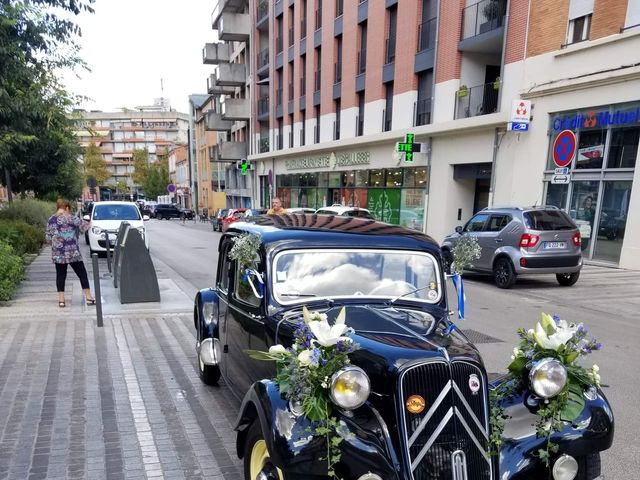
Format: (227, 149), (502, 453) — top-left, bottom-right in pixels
(217, 13), (250, 42)
(335, 0), (343, 17)
(300, 77), (306, 96)
(257, 0), (269, 30)
(314, 70), (321, 92)
(216, 63), (246, 86)
(257, 48), (269, 77)
(207, 74), (235, 95)
(454, 82), (500, 120)
(333, 119), (340, 140)
(413, 98), (432, 126)
(288, 26), (294, 47)
(218, 141), (247, 161)
(259, 137), (269, 153)
(357, 49), (366, 74)
(300, 18), (307, 39)
(258, 96), (269, 121)
(204, 111), (234, 131)
(211, 0), (246, 29)
(355, 115), (363, 137)
(276, 36), (283, 55)
(459, 0), (506, 53)
(314, 124), (320, 143)
(315, 7), (322, 30)
(417, 17), (437, 52)
(382, 107), (392, 132)
(385, 36), (396, 64)
(221, 98), (250, 121)
(203, 43), (231, 64)
(334, 62), (342, 84)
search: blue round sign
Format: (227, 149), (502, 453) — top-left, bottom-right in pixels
(167, 184), (176, 193)
(553, 130), (576, 168)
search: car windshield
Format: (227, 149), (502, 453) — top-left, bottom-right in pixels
(92, 204), (141, 221)
(344, 210), (374, 219)
(272, 249), (441, 304)
(523, 210), (574, 231)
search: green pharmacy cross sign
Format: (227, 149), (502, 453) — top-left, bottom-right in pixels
(239, 158), (249, 175)
(396, 133), (423, 163)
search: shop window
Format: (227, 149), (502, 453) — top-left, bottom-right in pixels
(607, 127), (639, 169)
(328, 172), (342, 188)
(403, 167), (428, 187)
(385, 168), (403, 187)
(575, 128), (606, 169)
(355, 170), (368, 187)
(369, 169), (384, 187)
(545, 183), (569, 209)
(342, 171), (355, 187)
(318, 172), (329, 187)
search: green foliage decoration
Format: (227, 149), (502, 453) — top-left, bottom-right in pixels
(451, 235), (481, 274)
(0, 219), (44, 256)
(0, 240), (25, 301)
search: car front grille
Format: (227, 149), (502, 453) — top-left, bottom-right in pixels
(399, 361), (492, 480)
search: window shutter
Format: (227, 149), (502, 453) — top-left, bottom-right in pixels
(568, 0), (594, 20)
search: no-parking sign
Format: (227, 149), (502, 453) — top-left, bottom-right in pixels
(552, 130), (576, 168)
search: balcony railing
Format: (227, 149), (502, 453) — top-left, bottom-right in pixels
(334, 62), (342, 83)
(257, 48), (269, 70)
(382, 107), (392, 132)
(300, 128), (305, 146)
(314, 70), (321, 92)
(289, 130), (294, 148)
(335, 0), (343, 17)
(288, 26), (294, 46)
(258, 96), (270, 116)
(385, 36), (396, 64)
(300, 77), (306, 95)
(315, 8), (322, 30)
(454, 82), (499, 119)
(314, 124), (320, 143)
(414, 98), (432, 126)
(276, 88), (283, 106)
(277, 133), (283, 150)
(301, 18), (307, 38)
(257, 0), (269, 23)
(418, 17), (437, 52)
(333, 119), (340, 140)
(357, 49), (366, 74)
(288, 83), (294, 99)
(276, 36), (283, 54)
(355, 115), (363, 136)
(259, 137), (269, 153)
(462, 0), (506, 40)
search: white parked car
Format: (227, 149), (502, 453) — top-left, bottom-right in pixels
(315, 205), (375, 219)
(84, 201), (149, 254)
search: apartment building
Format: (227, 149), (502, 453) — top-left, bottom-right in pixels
(205, 0), (640, 269)
(75, 102), (189, 200)
(168, 144), (191, 208)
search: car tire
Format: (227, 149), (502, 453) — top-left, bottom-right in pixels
(243, 420), (285, 480)
(157, 213), (163, 220)
(556, 272), (580, 286)
(493, 257), (516, 289)
(576, 453), (601, 480)
(442, 249), (454, 275)
(180, 213), (185, 220)
(197, 350), (220, 386)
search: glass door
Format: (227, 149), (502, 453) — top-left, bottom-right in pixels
(568, 181), (600, 255)
(593, 181), (632, 263)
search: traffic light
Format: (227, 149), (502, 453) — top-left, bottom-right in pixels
(239, 158), (249, 175)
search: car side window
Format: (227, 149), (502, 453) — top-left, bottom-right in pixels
(487, 215), (511, 232)
(234, 265), (262, 308)
(463, 213), (490, 232)
(217, 242), (232, 294)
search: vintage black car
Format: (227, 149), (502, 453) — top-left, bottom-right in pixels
(193, 214), (613, 480)
(154, 203), (194, 220)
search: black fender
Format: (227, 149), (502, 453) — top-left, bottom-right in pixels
(194, 288), (220, 340)
(235, 380), (401, 480)
(497, 385), (614, 479)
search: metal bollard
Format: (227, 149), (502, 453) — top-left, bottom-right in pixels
(91, 253), (104, 327)
(104, 232), (112, 274)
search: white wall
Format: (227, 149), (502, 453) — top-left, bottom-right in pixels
(393, 90), (418, 130)
(320, 112), (336, 143)
(433, 79), (459, 122)
(363, 99), (385, 136)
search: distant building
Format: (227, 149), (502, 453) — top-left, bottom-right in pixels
(168, 144), (190, 208)
(73, 99), (189, 201)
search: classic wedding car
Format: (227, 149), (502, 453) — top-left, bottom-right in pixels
(193, 214), (613, 480)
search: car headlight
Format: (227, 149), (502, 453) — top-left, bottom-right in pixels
(137, 227), (145, 236)
(91, 227), (103, 235)
(529, 358), (567, 399)
(330, 366), (370, 410)
(202, 302), (216, 325)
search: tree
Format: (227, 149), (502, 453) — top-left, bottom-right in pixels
(116, 180), (129, 195)
(143, 159), (169, 200)
(132, 147), (149, 187)
(83, 141), (110, 185)
(0, 0), (94, 200)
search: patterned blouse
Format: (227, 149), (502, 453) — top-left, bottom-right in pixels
(45, 213), (90, 264)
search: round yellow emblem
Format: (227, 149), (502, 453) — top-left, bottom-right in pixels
(406, 395), (426, 414)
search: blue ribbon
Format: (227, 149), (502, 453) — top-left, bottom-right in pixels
(451, 273), (465, 320)
(243, 268), (264, 297)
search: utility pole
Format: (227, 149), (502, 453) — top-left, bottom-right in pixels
(4, 168), (12, 203)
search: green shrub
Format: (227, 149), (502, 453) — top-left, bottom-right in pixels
(0, 219), (44, 256)
(0, 240), (24, 301)
(0, 199), (55, 228)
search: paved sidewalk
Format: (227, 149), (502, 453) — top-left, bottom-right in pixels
(0, 251), (243, 480)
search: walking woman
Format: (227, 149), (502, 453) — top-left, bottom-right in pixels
(45, 199), (96, 307)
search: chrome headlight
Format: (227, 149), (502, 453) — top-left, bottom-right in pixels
(202, 302), (216, 325)
(330, 366), (370, 410)
(529, 358), (567, 399)
(91, 226), (103, 235)
(552, 454), (578, 480)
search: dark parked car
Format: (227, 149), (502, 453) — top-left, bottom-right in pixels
(442, 206), (583, 288)
(212, 208), (230, 231)
(153, 203), (194, 220)
(193, 214), (613, 480)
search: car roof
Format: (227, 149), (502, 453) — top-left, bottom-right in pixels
(226, 213), (440, 253)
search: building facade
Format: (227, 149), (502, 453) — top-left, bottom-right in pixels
(168, 144), (191, 208)
(206, 0), (639, 269)
(74, 101), (189, 201)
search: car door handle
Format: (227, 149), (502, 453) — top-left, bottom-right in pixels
(495, 238), (503, 243)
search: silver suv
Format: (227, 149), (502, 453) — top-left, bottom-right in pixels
(441, 206), (583, 288)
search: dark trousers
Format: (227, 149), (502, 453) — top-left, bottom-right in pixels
(55, 262), (90, 292)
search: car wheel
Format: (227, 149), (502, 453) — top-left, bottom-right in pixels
(576, 453), (601, 480)
(556, 272), (580, 286)
(243, 420), (285, 480)
(442, 249), (454, 275)
(197, 350), (220, 386)
(493, 257), (516, 289)
(180, 213), (185, 220)
(157, 213), (163, 220)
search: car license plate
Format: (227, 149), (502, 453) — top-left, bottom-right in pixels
(544, 241), (566, 249)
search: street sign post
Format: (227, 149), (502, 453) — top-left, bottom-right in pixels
(167, 184), (176, 193)
(508, 122), (529, 131)
(553, 130), (577, 168)
(554, 167), (569, 175)
(551, 174), (570, 184)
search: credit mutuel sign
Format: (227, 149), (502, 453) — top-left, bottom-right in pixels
(552, 107), (640, 131)
(285, 151), (371, 171)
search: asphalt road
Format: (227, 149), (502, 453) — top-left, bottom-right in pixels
(145, 217), (640, 479)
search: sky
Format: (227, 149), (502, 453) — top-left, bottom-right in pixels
(62, 0), (217, 114)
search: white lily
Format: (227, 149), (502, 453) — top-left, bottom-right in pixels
(269, 344), (287, 354)
(308, 307), (349, 347)
(533, 312), (578, 351)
